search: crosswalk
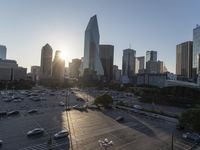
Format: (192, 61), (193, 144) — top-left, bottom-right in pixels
(18, 140), (69, 150)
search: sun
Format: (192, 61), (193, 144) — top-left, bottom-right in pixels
(59, 51), (67, 60)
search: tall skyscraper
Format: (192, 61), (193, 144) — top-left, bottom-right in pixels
(176, 41), (193, 78)
(40, 43), (53, 79)
(135, 56), (145, 73)
(193, 25), (200, 74)
(31, 66), (40, 81)
(80, 15), (104, 77)
(52, 50), (65, 82)
(146, 50), (157, 62)
(122, 49), (136, 77)
(99, 45), (114, 81)
(0, 45), (7, 59)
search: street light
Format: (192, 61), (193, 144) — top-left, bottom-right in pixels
(98, 138), (113, 150)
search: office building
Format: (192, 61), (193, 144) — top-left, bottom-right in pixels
(135, 56), (145, 73)
(146, 60), (163, 74)
(69, 59), (81, 78)
(176, 41), (193, 79)
(0, 45), (6, 59)
(31, 66), (40, 81)
(40, 43), (53, 79)
(52, 50), (65, 82)
(99, 45), (114, 81)
(122, 49), (136, 77)
(193, 25), (200, 74)
(113, 65), (121, 81)
(0, 59), (27, 81)
(146, 50), (157, 62)
(80, 15), (104, 78)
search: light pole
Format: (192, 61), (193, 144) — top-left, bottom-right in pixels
(98, 138), (113, 150)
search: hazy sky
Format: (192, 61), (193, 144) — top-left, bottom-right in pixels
(0, 0), (200, 72)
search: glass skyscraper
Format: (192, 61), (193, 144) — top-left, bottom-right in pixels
(80, 15), (104, 77)
(0, 45), (7, 59)
(193, 25), (200, 74)
(146, 50), (157, 62)
(122, 49), (136, 77)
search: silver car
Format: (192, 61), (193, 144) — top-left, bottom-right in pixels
(27, 128), (44, 137)
(54, 130), (69, 139)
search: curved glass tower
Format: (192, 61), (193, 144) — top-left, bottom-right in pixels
(80, 15), (104, 77)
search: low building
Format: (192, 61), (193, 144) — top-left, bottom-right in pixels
(0, 59), (27, 81)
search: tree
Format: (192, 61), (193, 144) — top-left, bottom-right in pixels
(179, 108), (200, 132)
(94, 94), (113, 108)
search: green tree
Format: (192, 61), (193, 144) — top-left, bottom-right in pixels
(94, 94), (113, 108)
(179, 108), (200, 132)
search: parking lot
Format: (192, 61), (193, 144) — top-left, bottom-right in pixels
(0, 88), (198, 150)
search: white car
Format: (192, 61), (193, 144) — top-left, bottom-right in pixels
(133, 105), (143, 110)
(59, 101), (65, 106)
(27, 128), (44, 137)
(54, 130), (69, 139)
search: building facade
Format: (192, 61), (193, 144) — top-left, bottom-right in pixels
(31, 66), (40, 81)
(0, 59), (27, 81)
(176, 41), (193, 79)
(52, 50), (65, 82)
(146, 50), (157, 62)
(40, 43), (53, 79)
(122, 49), (136, 77)
(135, 56), (145, 73)
(146, 60), (163, 74)
(69, 58), (81, 78)
(80, 15), (104, 78)
(113, 65), (121, 81)
(99, 45), (114, 81)
(193, 25), (200, 74)
(0, 45), (7, 59)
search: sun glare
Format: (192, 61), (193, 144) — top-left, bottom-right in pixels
(59, 51), (66, 60)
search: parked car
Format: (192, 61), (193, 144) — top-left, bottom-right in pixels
(182, 132), (200, 142)
(59, 101), (65, 106)
(0, 140), (3, 147)
(54, 130), (69, 140)
(0, 111), (7, 117)
(28, 109), (38, 114)
(7, 111), (19, 116)
(115, 116), (124, 122)
(133, 105), (143, 110)
(27, 128), (44, 137)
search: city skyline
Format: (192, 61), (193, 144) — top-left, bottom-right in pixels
(0, 0), (200, 73)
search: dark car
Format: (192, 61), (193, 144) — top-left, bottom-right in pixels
(0, 111), (7, 117)
(115, 116), (124, 122)
(28, 109), (38, 114)
(7, 111), (19, 116)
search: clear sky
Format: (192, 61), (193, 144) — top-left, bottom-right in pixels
(0, 0), (200, 72)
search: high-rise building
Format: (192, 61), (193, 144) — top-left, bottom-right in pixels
(146, 60), (163, 74)
(176, 41), (193, 78)
(80, 15), (104, 78)
(31, 66), (40, 81)
(135, 56), (145, 73)
(52, 50), (65, 82)
(113, 65), (121, 81)
(0, 45), (7, 59)
(99, 45), (114, 81)
(69, 58), (81, 78)
(193, 25), (200, 74)
(146, 50), (157, 62)
(122, 49), (136, 77)
(40, 43), (53, 79)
